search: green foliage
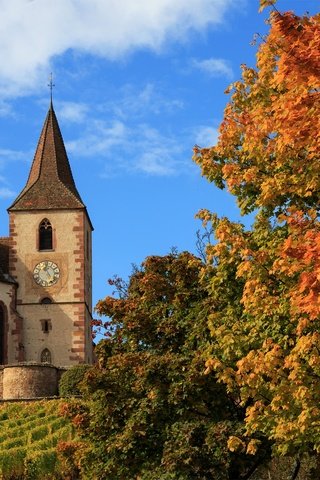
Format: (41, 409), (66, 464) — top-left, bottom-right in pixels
(193, 4), (320, 473)
(30, 424), (50, 442)
(59, 364), (91, 396)
(67, 252), (269, 479)
(24, 449), (57, 479)
(0, 400), (79, 479)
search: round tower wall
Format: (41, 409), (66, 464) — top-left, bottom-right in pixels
(2, 364), (59, 399)
(0, 367), (3, 399)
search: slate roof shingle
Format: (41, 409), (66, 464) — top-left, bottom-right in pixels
(9, 103), (86, 211)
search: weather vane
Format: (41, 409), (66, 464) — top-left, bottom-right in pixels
(48, 73), (55, 103)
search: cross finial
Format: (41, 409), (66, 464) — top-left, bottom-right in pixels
(48, 73), (55, 104)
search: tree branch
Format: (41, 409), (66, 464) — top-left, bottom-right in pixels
(291, 456), (301, 480)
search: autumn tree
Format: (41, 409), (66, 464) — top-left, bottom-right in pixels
(193, 3), (320, 475)
(65, 252), (269, 479)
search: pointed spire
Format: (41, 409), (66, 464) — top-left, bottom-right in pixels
(9, 103), (85, 211)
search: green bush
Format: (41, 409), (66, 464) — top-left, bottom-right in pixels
(1, 437), (25, 449)
(24, 448), (57, 479)
(0, 400), (80, 479)
(0, 446), (26, 477)
(49, 416), (68, 434)
(0, 411), (8, 422)
(59, 365), (91, 396)
(30, 425), (49, 443)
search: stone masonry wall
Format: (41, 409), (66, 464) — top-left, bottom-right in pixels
(0, 368), (3, 399)
(2, 364), (60, 399)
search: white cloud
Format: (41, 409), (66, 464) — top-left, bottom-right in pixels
(133, 125), (183, 176)
(136, 152), (176, 176)
(0, 187), (16, 199)
(66, 120), (127, 155)
(194, 125), (219, 147)
(53, 84), (184, 126)
(108, 83), (184, 120)
(192, 58), (234, 79)
(0, 101), (13, 117)
(67, 119), (185, 177)
(0, 148), (28, 162)
(63, 82), (188, 177)
(0, 174), (16, 199)
(57, 101), (89, 123)
(0, 0), (238, 97)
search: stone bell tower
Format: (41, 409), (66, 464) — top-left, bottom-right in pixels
(6, 101), (93, 368)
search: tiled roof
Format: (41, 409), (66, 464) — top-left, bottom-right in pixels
(9, 103), (85, 211)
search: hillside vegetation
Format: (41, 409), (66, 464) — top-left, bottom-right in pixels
(0, 399), (80, 479)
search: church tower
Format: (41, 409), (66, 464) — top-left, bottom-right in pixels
(7, 102), (93, 367)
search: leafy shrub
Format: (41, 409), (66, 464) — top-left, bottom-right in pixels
(0, 411), (8, 422)
(0, 446), (26, 477)
(49, 416), (68, 434)
(56, 440), (86, 480)
(24, 448), (57, 478)
(30, 425), (49, 442)
(0, 400), (80, 479)
(1, 437), (25, 449)
(59, 365), (91, 396)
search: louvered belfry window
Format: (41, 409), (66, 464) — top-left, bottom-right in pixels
(39, 219), (52, 250)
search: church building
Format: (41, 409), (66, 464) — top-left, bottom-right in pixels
(0, 102), (93, 398)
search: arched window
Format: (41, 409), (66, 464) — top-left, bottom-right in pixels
(39, 219), (52, 250)
(41, 348), (51, 364)
(0, 305), (4, 364)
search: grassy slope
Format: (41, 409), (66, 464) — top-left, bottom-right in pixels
(0, 399), (79, 479)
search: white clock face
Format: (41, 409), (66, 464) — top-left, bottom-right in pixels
(33, 260), (60, 287)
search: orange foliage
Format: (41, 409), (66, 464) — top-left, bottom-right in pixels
(194, 11), (320, 215)
(195, 6), (320, 456)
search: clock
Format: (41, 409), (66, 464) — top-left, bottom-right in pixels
(33, 260), (60, 287)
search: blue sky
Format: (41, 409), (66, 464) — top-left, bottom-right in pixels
(0, 0), (317, 312)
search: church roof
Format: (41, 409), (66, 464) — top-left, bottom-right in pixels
(9, 103), (86, 211)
